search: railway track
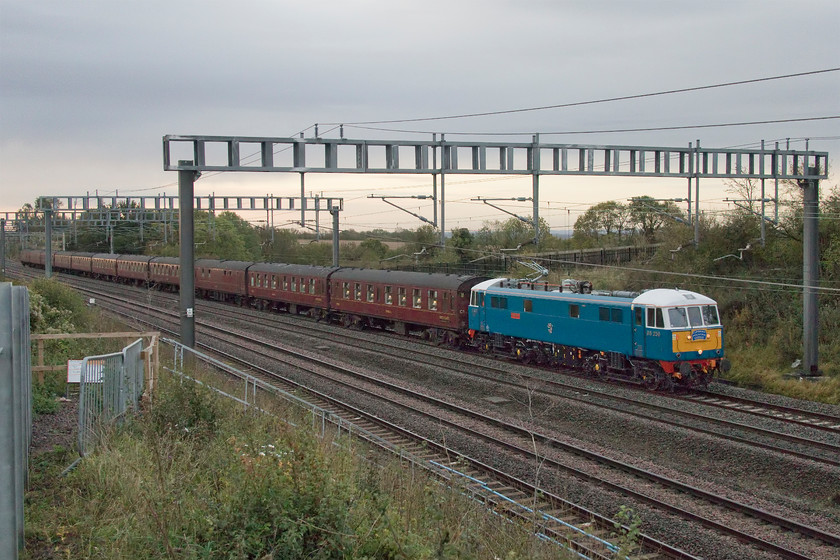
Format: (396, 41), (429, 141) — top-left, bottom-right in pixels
(43, 272), (840, 560)
(80, 275), (839, 469)
(81, 280), (692, 559)
(678, 391), (840, 434)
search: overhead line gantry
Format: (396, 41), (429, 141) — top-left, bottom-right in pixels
(161, 133), (827, 374)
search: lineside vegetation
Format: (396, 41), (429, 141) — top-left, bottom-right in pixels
(25, 372), (572, 559)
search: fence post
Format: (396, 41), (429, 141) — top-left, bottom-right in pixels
(0, 283), (31, 560)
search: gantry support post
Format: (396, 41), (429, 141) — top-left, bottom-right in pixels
(330, 206), (340, 267)
(179, 161), (198, 349)
(694, 140), (701, 247)
(44, 209), (52, 279)
(0, 219), (6, 278)
(532, 133), (541, 244)
(801, 169), (820, 375)
(760, 140), (767, 247)
(439, 134), (446, 247)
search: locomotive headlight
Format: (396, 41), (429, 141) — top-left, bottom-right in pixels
(698, 350), (703, 355)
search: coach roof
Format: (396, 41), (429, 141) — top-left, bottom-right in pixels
(248, 263), (337, 277)
(195, 259), (253, 271)
(331, 268), (481, 290)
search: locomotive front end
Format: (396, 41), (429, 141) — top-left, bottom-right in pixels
(632, 289), (730, 388)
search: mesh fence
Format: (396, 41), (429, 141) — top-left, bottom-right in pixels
(78, 339), (144, 457)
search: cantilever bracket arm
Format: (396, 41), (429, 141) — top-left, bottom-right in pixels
(473, 196), (534, 226)
(726, 199), (779, 224)
(368, 195), (436, 226)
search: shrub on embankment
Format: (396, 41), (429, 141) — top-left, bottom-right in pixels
(24, 373), (570, 559)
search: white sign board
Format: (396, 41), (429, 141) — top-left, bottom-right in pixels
(67, 360), (83, 383)
(68, 359), (105, 384)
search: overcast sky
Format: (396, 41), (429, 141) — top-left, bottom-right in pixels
(1, 0), (838, 234)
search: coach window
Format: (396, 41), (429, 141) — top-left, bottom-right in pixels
(523, 299), (532, 313)
(398, 287), (407, 306)
(309, 279), (316, 294)
(412, 289), (422, 308)
(272, 276), (277, 289)
(428, 290), (438, 310)
(569, 304), (580, 318)
(367, 284), (375, 302)
(385, 286), (393, 304)
(343, 282), (350, 298)
(354, 283), (362, 300)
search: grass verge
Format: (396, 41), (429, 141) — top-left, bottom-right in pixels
(24, 370), (573, 559)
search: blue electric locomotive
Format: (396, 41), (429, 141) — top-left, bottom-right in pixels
(468, 278), (729, 389)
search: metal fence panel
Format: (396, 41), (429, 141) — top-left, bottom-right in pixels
(78, 339), (144, 457)
(0, 282), (31, 560)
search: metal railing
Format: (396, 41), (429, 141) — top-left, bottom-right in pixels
(163, 339), (628, 558)
(78, 339), (144, 457)
(0, 282), (31, 560)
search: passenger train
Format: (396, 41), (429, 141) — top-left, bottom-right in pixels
(20, 249), (730, 390)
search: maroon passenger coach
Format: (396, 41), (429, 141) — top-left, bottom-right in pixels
(329, 268), (487, 343)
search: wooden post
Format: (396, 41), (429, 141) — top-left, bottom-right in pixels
(37, 339), (45, 384)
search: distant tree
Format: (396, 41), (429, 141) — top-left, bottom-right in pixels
(414, 224), (439, 247)
(573, 201), (632, 242)
(359, 238), (388, 259)
(629, 196), (684, 241)
(449, 227), (474, 260)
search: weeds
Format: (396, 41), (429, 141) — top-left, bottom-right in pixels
(25, 371), (570, 559)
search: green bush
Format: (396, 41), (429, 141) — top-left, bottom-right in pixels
(25, 373), (569, 559)
(31, 382), (59, 416)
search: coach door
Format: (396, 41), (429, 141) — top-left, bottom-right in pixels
(632, 306), (645, 357)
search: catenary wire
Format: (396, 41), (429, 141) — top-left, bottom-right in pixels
(322, 67), (840, 126)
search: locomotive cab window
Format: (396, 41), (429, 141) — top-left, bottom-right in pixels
(687, 306), (703, 328)
(667, 307), (688, 328)
(702, 305), (720, 326)
(385, 286), (393, 304)
(634, 307), (644, 326)
(646, 307), (665, 328)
